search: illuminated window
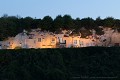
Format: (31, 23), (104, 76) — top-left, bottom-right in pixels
(38, 38), (41, 42)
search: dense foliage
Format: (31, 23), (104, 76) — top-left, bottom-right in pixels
(0, 47), (120, 80)
(0, 14), (120, 40)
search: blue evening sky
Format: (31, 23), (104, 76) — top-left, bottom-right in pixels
(0, 0), (120, 19)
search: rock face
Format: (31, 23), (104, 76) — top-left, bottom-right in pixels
(12, 32), (28, 49)
(97, 28), (120, 47)
(111, 30), (120, 46)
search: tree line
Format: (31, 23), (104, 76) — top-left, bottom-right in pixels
(0, 14), (120, 40)
(0, 47), (120, 80)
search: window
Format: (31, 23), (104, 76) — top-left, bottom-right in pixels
(63, 40), (66, 44)
(51, 38), (55, 43)
(29, 34), (34, 39)
(82, 41), (84, 45)
(38, 38), (41, 42)
(86, 43), (89, 46)
(74, 40), (77, 44)
(34, 40), (36, 43)
(52, 38), (55, 41)
(79, 41), (83, 46)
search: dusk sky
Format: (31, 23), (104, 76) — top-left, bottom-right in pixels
(0, 0), (120, 19)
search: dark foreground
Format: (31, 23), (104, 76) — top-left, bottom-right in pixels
(0, 47), (120, 80)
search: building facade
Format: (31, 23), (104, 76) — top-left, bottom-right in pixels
(1, 27), (120, 49)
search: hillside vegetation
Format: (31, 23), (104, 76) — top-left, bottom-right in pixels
(0, 47), (120, 80)
(0, 14), (120, 40)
